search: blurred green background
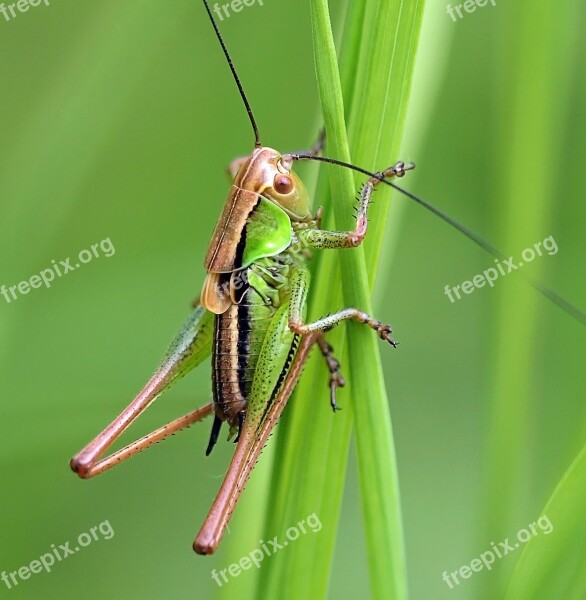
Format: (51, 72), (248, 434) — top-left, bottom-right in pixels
(1, 1), (585, 599)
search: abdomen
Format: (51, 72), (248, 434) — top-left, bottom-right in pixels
(212, 285), (275, 429)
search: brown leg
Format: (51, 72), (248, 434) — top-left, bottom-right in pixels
(193, 333), (321, 555)
(70, 365), (181, 477)
(71, 304), (214, 477)
(316, 334), (346, 411)
(71, 403), (213, 479)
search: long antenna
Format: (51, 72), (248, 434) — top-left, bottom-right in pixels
(201, 0), (261, 148)
(290, 152), (586, 327)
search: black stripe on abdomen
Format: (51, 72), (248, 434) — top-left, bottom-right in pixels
(236, 301), (251, 400)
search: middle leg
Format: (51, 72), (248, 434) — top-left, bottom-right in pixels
(287, 266), (398, 347)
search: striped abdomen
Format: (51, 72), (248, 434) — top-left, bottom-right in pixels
(212, 287), (275, 429)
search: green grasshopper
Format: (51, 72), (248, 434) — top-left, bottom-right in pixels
(71, 0), (586, 555)
(70, 0), (411, 555)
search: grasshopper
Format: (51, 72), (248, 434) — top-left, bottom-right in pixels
(70, 0), (412, 555)
(71, 0), (586, 556)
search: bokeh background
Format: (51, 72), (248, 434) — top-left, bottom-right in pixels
(1, 1), (585, 599)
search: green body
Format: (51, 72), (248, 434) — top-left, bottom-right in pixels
(150, 147), (407, 451)
(210, 248), (303, 441)
(70, 0), (413, 557)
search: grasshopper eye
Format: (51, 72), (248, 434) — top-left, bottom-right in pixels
(274, 175), (294, 195)
(266, 167), (311, 221)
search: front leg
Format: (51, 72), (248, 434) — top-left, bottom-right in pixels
(297, 161), (414, 250)
(287, 266), (398, 347)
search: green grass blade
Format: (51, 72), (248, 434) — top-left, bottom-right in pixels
(257, 1), (425, 599)
(504, 443), (586, 600)
(311, 2), (402, 599)
(317, 3), (425, 599)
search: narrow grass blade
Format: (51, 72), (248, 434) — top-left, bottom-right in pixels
(257, 1), (425, 599)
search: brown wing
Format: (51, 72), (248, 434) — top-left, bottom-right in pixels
(204, 186), (260, 273)
(200, 272), (231, 315)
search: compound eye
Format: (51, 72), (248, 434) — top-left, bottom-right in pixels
(274, 175), (294, 195)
